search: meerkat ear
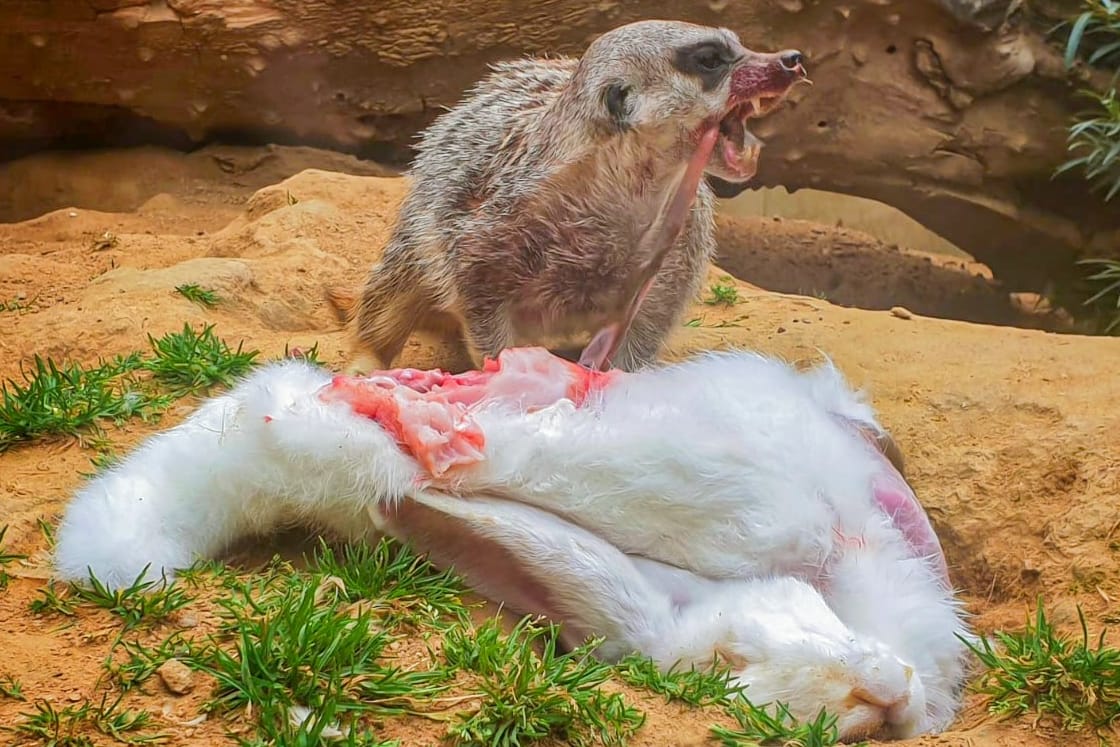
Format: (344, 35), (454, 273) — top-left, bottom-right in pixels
(602, 82), (634, 133)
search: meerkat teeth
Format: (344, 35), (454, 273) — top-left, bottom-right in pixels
(751, 96), (762, 114)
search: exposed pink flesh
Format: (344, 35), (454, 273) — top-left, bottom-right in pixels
(578, 125), (721, 371)
(319, 347), (622, 476)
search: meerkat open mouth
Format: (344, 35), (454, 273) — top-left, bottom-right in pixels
(715, 73), (808, 181)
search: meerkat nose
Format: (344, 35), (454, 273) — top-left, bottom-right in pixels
(779, 50), (805, 72)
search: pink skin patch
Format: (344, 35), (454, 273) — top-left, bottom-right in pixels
(728, 55), (807, 102)
(871, 471), (951, 588)
(844, 421), (951, 589)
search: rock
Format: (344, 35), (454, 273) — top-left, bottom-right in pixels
(891, 306), (914, 320)
(0, 1), (1117, 294)
(156, 659), (195, 695)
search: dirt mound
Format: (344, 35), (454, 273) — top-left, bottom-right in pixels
(1, 158), (1118, 747)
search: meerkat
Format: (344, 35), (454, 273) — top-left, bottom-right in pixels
(335, 20), (807, 372)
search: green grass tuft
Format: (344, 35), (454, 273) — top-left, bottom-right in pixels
(141, 322), (258, 396)
(614, 654), (747, 708)
(181, 549), (457, 743)
(174, 283), (220, 308)
(965, 598), (1120, 733)
(0, 673), (24, 701)
(9, 691), (165, 746)
(442, 615), (645, 746)
(105, 633), (199, 693)
(282, 341), (324, 366)
(711, 700), (841, 746)
(28, 582), (80, 618)
(0, 324), (259, 452)
(0, 524), (29, 590)
(307, 538), (469, 628)
(0, 352), (163, 453)
(1, 297), (31, 313)
(70, 566), (193, 632)
(704, 278), (741, 306)
(28, 567), (192, 632)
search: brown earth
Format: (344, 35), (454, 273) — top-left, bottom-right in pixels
(0, 146), (1119, 747)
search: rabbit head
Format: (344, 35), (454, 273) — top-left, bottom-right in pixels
(712, 576), (928, 741)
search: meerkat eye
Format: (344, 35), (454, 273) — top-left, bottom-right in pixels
(673, 40), (735, 90)
(694, 48), (725, 71)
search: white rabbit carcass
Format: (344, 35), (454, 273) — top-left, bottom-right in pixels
(52, 346), (974, 742)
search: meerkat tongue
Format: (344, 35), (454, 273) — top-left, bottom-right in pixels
(723, 129), (763, 179)
(719, 106), (747, 145)
(578, 125), (721, 371)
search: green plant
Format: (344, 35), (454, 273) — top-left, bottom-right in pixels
(442, 615), (645, 746)
(104, 634), (198, 692)
(965, 598), (1120, 733)
(0, 353), (160, 452)
(174, 283), (220, 308)
(28, 582), (80, 618)
(1056, 87), (1120, 201)
(704, 279), (741, 306)
(9, 692), (165, 746)
(614, 654), (747, 708)
(306, 538), (468, 628)
(0, 674), (24, 701)
(282, 341), (323, 366)
(1077, 257), (1120, 332)
(188, 559), (454, 743)
(1062, 1), (1120, 70)
(0, 524), (28, 589)
(0, 325), (260, 452)
(711, 701), (841, 747)
(70, 567), (193, 632)
(1057, 1), (1120, 200)
(1, 298), (30, 313)
(141, 322), (258, 395)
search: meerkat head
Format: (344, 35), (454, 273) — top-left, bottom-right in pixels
(571, 20), (808, 185)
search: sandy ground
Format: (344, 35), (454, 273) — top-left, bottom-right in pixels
(0, 145), (1118, 746)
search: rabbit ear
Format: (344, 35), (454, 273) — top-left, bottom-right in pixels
(383, 490), (682, 659)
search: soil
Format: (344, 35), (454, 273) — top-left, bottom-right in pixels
(1, 144), (1118, 747)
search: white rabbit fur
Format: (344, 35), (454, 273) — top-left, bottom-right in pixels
(52, 348), (974, 742)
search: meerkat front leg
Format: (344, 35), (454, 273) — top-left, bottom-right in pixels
(353, 240), (435, 369)
(458, 296), (517, 368)
(610, 292), (687, 371)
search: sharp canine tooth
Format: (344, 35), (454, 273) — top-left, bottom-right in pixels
(751, 96), (762, 113)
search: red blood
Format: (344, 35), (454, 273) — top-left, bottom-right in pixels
(319, 348), (624, 477)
